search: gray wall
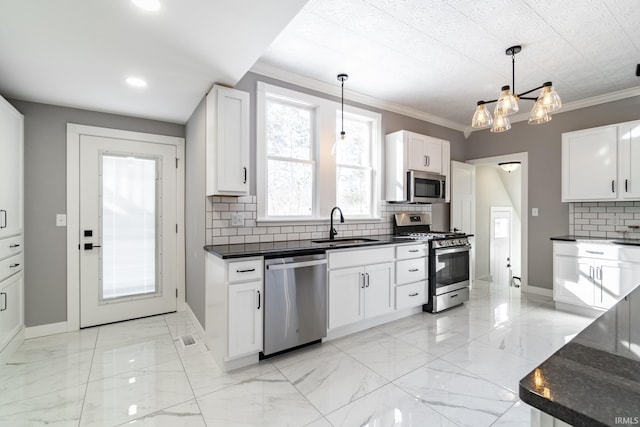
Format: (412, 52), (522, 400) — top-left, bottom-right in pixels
(8, 99), (184, 327)
(185, 98), (207, 328)
(466, 95), (640, 289)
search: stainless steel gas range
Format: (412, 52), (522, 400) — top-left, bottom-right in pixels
(393, 213), (471, 313)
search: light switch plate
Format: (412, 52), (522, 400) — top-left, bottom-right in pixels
(56, 213), (67, 227)
(531, 208), (539, 217)
(231, 213), (244, 227)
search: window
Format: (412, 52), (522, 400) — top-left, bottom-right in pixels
(257, 82), (381, 222)
(266, 99), (315, 217)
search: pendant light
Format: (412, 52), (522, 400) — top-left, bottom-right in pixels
(471, 45), (561, 133)
(337, 73), (348, 140)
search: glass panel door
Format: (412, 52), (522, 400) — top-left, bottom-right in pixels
(101, 154), (159, 301)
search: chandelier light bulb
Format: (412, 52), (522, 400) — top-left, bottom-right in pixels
(490, 114), (511, 133)
(528, 100), (551, 124)
(471, 102), (493, 128)
(494, 86), (519, 116)
(537, 82), (562, 112)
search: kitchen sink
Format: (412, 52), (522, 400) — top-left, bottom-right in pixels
(312, 237), (379, 245)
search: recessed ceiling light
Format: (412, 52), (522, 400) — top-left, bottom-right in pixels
(131, 0), (161, 12)
(126, 77), (148, 88)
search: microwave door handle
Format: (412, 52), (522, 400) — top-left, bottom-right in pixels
(407, 170), (414, 202)
(441, 180), (445, 199)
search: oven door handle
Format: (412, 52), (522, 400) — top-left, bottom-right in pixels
(434, 245), (471, 256)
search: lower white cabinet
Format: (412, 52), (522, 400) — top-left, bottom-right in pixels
(553, 241), (640, 310)
(227, 280), (262, 358)
(0, 273), (23, 352)
(205, 253), (263, 371)
(328, 262), (394, 330)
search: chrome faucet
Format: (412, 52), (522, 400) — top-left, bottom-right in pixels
(329, 206), (344, 240)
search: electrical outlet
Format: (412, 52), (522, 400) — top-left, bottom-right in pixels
(231, 213), (244, 227)
(531, 208), (539, 217)
(56, 214), (67, 227)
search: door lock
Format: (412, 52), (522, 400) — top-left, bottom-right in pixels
(84, 243), (102, 250)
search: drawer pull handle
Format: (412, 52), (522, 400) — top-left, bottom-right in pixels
(409, 292), (419, 297)
(408, 268), (419, 272)
(10, 263), (20, 268)
(9, 244), (20, 248)
(237, 268), (256, 273)
(450, 294), (458, 298)
(586, 251), (604, 255)
(408, 250), (419, 253)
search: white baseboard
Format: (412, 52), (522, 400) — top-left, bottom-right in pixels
(524, 285), (553, 298)
(325, 306), (422, 341)
(185, 303), (206, 338)
(25, 321), (69, 339)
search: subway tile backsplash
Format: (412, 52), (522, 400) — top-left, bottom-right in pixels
(569, 201), (640, 239)
(205, 195), (431, 246)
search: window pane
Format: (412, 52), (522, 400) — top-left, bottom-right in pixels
(268, 160), (313, 216)
(102, 155), (157, 300)
(337, 167), (371, 216)
(267, 99), (312, 160)
(336, 114), (371, 167)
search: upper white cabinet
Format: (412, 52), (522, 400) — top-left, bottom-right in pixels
(206, 86), (250, 196)
(562, 120), (640, 202)
(0, 97), (23, 238)
(386, 130), (450, 175)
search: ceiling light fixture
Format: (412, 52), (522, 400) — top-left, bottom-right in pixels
(472, 45), (562, 133)
(337, 73), (348, 140)
(499, 161), (521, 173)
(126, 76), (148, 88)
(131, 0), (161, 12)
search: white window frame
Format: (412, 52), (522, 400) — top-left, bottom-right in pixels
(257, 81), (381, 223)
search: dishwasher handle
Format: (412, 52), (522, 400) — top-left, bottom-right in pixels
(266, 259), (327, 270)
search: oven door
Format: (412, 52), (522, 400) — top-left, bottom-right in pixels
(409, 170), (445, 203)
(433, 245), (470, 295)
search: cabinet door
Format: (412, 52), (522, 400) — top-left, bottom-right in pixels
(562, 126), (618, 201)
(618, 121), (640, 199)
(406, 133), (442, 174)
(0, 273), (23, 351)
(553, 255), (595, 307)
(328, 267), (364, 329)
(364, 262), (394, 319)
(206, 86), (250, 196)
(0, 97), (23, 238)
(596, 260), (640, 309)
(227, 280), (262, 358)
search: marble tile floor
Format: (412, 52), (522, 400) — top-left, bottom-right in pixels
(0, 281), (597, 426)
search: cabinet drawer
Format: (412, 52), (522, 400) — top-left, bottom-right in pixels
(396, 258), (427, 284)
(0, 253), (23, 282)
(395, 281), (427, 309)
(328, 246), (394, 270)
(396, 244), (427, 259)
(227, 259), (262, 283)
(0, 235), (22, 260)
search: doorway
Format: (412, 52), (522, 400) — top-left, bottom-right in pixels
(67, 125), (185, 330)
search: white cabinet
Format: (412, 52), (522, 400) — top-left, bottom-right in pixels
(386, 130), (451, 202)
(553, 241), (640, 310)
(0, 97), (23, 238)
(0, 274), (23, 351)
(328, 247), (395, 330)
(394, 243), (428, 308)
(206, 85), (250, 196)
(205, 253), (263, 371)
(0, 96), (23, 355)
(562, 120), (640, 201)
(227, 280), (262, 358)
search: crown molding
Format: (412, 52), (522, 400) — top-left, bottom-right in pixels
(250, 61), (468, 134)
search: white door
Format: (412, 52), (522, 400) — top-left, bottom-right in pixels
(451, 161), (475, 282)
(490, 207), (512, 287)
(79, 135), (178, 327)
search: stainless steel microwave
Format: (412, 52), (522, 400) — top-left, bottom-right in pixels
(387, 170), (446, 203)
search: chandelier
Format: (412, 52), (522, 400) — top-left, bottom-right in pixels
(471, 45), (561, 133)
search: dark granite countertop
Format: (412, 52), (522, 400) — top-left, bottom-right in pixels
(551, 235), (640, 246)
(204, 234), (404, 259)
(519, 285), (640, 426)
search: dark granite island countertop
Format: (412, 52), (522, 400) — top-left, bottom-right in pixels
(551, 235), (640, 246)
(519, 284), (640, 427)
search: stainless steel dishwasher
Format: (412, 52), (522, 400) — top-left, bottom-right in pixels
(262, 253), (327, 357)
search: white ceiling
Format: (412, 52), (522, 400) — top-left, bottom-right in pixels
(1, 0), (639, 131)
